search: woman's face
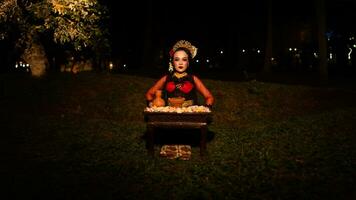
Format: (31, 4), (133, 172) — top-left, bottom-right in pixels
(173, 50), (189, 73)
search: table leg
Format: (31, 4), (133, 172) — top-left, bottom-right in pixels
(147, 125), (154, 156)
(200, 125), (207, 157)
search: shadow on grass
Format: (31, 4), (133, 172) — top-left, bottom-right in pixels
(141, 128), (215, 147)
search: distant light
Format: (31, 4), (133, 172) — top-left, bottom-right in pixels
(294, 48), (297, 51)
(220, 50), (224, 54)
(26, 64), (30, 67)
(313, 52), (318, 58)
(196, 59), (199, 63)
(271, 57), (275, 61)
(348, 48), (352, 60)
(326, 31), (333, 40)
(123, 64), (127, 68)
(15, 64), (18, 68)
(353, 44), (356, 48)
(206, 59), (210, 63)
(257, 50), (261, 54)
(329, 53), (333, 60)
(109, 62), (113, 70)
(289, 48), (292, 51)
(242, 49), (245, 53)
(350, 37), (354, 40)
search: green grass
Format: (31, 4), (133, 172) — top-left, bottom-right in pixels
(2, 72), (356, 199)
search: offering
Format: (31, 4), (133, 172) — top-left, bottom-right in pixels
(144, 105), (211, 113)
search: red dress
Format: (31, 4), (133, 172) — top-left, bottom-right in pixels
(163, 74), (198, 105)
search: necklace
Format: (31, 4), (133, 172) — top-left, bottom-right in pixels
(174, 72), (187, 79)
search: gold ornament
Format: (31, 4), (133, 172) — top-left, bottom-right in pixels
(173, 72), (187, 79)
(168, 62), (174, 72)
(172, 40), (198, 58)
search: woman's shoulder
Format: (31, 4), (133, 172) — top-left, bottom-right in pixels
(163, 73), (173, 80)
(159, 74), (170, 79)
(185, 73), (196, 79)
(190, 74), (201, 80)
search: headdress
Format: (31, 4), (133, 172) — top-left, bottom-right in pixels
(169, 40), (198, 59)
(168, 40), (198, 72)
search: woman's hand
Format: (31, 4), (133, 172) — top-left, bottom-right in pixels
(205, 104), (213, 110)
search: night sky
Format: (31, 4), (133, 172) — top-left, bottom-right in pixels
(104, 0), (355, 56)
(106, 0), (267, 53)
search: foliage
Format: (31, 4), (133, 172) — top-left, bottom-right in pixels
(0, 0), (109, 52)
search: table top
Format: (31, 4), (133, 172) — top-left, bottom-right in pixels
(143, 110), (212, 124)
(143, 111), (211, 115)
(144, 105), (211, 114)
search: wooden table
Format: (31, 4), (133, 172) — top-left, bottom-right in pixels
(143, 111), (212, 157)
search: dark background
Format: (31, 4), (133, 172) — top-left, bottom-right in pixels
(105, 1), (355, 58)
(1, 0), (355, 76)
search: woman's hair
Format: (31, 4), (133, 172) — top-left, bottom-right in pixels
(170, 47), (195, 73)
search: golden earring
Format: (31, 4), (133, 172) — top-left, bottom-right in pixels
(168, 62), (174, 72)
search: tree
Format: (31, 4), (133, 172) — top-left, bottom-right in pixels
(263, 0), (273, 75)
(315, 0), (328, 83)
(0, 0), (109, 76)
(142, 0), (153, 68)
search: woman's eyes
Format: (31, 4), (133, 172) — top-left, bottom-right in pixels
(174, 58), (188, 62)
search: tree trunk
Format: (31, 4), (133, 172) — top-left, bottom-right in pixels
(315, 0), (328, 84)
(263, 0), (273, 75)
(142, 0), (153, 68)
(22, 40), (48, 77)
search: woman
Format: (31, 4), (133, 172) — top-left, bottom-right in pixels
(145, 40), (214, 160)
(145, 40), (214, 107)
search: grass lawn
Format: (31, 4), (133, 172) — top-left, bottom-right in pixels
(2, 71), (356, 199)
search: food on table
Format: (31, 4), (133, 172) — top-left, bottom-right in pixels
(144, 105), (211, 113)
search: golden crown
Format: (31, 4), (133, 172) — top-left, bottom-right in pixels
(171, 40), (198, 58)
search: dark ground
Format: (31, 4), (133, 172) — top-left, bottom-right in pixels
(1, 70), (356, 199)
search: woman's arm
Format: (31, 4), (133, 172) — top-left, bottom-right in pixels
(193, 75), (214, 106)
(145, 75), (167, 101)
